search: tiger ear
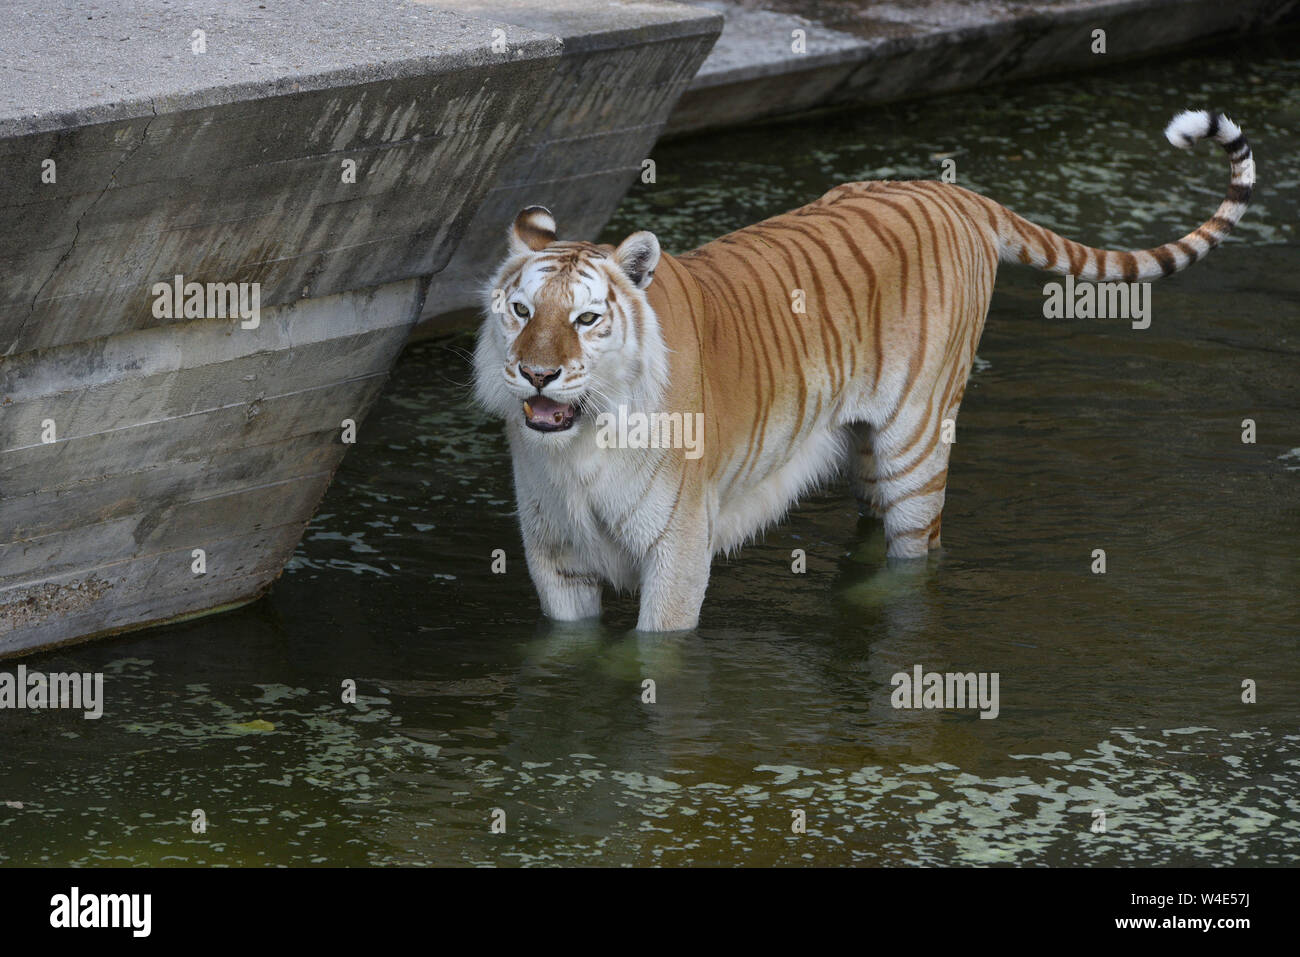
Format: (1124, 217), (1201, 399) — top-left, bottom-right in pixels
(509, 206), (557, 255)
(614, 230), (660, 289)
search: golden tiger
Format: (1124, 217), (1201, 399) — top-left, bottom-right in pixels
(473, 109), (1254, 631)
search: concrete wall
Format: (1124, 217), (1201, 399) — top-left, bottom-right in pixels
(0, 281), (421, 649)
(0, 0), (721, 656)
(669, 0), (1300, 136)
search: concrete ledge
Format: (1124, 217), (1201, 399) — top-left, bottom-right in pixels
(1, 5), (566, 355)
(0, 0), (722, 655)
(0, 0), (562, 137)
(668, 0), (1300, 135)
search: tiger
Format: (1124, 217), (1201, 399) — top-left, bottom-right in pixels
(472, 109), (1254, 632)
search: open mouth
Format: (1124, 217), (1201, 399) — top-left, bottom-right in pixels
(523, 395), (580, 432)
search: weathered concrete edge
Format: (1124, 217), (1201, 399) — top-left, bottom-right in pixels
(0, 592), (263, 663)
(554, 15), (724, 54)
(0, 32), (564, 140)
(667, 0), (1300, 136)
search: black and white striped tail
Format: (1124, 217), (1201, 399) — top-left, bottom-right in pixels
(997, 109), (1255, 282)
(1152, 109), (1256, 272)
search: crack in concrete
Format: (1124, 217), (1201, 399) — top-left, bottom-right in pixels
(8, 99), (159, 358)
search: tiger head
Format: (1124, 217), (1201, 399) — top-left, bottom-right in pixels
(473, 206), (668, 442)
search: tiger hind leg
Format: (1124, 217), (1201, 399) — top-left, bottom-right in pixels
(869, 411), (955, 559)
(848, 422), (885, 518)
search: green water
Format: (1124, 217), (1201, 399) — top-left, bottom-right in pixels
(3, 37), (1298, 867)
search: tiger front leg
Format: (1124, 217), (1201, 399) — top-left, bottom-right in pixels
(522, 535), (603, 622)
(635, 508), (712, 632)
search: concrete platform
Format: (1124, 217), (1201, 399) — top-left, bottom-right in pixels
(668, 0), (1300, 135)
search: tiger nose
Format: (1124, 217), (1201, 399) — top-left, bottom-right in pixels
(519, 363), (562, 390)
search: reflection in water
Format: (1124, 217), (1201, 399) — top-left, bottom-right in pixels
(2, 37), (1298, 866)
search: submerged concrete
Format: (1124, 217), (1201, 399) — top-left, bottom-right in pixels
(0, 0), (720, 656)
(669, 0), (1300, 135)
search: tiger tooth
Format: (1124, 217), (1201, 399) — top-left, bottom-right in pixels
(553, 411), (563, 423)
(523, 401), (533, 417)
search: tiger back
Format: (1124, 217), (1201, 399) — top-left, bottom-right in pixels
(648, 179), (1001, 557)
